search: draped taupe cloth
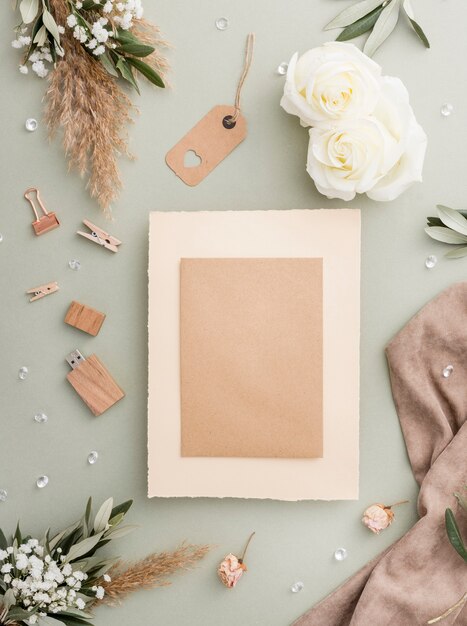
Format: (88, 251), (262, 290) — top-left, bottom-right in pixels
(293, 283), (467, 626)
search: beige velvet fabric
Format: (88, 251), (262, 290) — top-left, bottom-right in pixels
(293, 283), (467, 626)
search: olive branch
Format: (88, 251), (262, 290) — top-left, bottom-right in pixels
(325, 0), (429, 57)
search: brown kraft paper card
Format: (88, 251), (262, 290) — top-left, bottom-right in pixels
(180, 258), (323, 458)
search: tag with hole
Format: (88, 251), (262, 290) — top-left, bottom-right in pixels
(165, 105), (247, 186)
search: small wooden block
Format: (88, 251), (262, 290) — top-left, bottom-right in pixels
(65, 301), (106, 336)
(66, 354), (125, 416)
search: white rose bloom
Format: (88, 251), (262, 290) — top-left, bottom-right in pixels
(366, 76), (427, 201)
(306, 75), (427, 202)
(280, 42), (382, 127)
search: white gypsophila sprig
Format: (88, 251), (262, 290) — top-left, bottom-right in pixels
(1, 539), (91, 617)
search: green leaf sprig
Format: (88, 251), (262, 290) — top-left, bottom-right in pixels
(324, 0), (430, 57)
(425, 205), (467, 259)
(13, 0), (165, 92)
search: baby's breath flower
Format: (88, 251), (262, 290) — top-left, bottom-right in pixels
(76, 0), (83, 7)
(93, 45), (106, 56)
(66, 14), (78, 27)
(73, 25), (88, 43)
(58, 25), (65, 34)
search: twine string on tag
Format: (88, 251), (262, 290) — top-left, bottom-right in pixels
(230, 33), (255, 123)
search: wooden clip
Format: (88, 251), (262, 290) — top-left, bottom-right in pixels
(77, 219), (122, 253)
(24, 188), (60, 236)
(27, 281), (59, 302)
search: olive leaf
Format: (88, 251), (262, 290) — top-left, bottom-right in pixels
(93, 497), (114, 533)
(364, 0), (403, 57)
(444, 246), (467, 259)
(116, 42), (155, 57)
(126, 57), (165, 88)
(42, 6), (61, 44)
(445, 508), (467, 562)
(64, 532), (105, 563)
(33, 23), (47, 46)
(436, 205), (467, 236)
(403, 0), (429, 47)
(424, 226), (467, 245)
(19, 0), (38, 24)
(116, 57), (140, 93)
(325, 0), (384, 30)
(99, 52), (119, 77)
(337, 5), (384, 41)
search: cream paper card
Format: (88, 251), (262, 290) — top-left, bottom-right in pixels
(180, 258), (323, 458)
(148, 209), (360, 500)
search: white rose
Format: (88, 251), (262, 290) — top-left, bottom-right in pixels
(280, 42), (382, 127)
(306, 76), (427, 202)
(366, 76), (427, 201)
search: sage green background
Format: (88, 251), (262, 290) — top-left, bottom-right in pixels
(1, 1), (466, 624)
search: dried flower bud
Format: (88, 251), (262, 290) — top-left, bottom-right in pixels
(217, 553), (246, 588)
(217, 532), (255, 589)
(362, 501), (408, 534)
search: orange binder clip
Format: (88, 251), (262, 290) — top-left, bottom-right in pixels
(24, 188), (60, 236)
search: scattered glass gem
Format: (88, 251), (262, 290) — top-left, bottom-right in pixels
(291, 581), (304, 593)
(215, 17), (229, 30)
(34, 412), (48, 424)
(0, 233), (3, 243)
(25, 118), (38, 132)
(425, 254), (437, 269)
(277, 62), (288, 75)
(0, 489), (7, 502)
(440, 103), (454, 117)
(442, 365), (454, 378)
(68, 259), (81, 271)
(334, 548), (348, 561)
(87, 451), (99, 465)
(36, 475), (49, 489)
(18, 366), (29, 380)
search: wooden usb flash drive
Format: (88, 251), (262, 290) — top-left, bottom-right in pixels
(66, 350), (124, 416)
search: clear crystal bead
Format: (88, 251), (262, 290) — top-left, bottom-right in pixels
(0, 489), (7, 502)
(68, 259), (81, 271)
(334, 548), (348, 561)
(25, 118), (38, 132)
(87, 451), (99, 465)
(36, 475), (49, 489)
(215, 17), (229, 30)
(34, 412), (48, 424)
(18, 366), (29, 380)
(291, 581), (304, 593)
(442, 365), (453, 378)
(277, 62), (288, 75)
(440, 103), (454, 117)
(425, 254), (437, 269)
(0, 233), (3, 243)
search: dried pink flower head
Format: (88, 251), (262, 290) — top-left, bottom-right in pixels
(217, 553), (246, 588)
(362, 501), (408, 534)
(217, 532), (255, 589)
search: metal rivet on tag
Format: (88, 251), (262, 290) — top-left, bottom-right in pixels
(222, 115), (237, 130)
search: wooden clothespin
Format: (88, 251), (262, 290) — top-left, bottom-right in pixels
(26, 281), (59, 302)
(24, 188), (60, 236)
(77, 219), (122, 253)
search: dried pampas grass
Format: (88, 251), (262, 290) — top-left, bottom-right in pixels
(45, 0), (168, 214)
(98, 543), (210, 606)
